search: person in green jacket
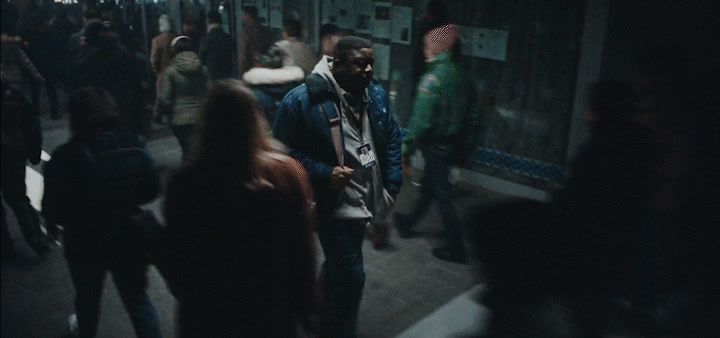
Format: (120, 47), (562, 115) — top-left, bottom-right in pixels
(156, 35), (210, 162)
(395, 24), (472, 263)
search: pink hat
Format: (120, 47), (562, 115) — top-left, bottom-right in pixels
(424, 24), (459, 58)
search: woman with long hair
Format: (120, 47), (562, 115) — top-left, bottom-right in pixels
(161, 80), (317, 337)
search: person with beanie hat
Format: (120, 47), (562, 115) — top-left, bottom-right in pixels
(395, 24), (475, 264)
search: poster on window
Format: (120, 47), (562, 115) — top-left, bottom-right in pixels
(472, 28), (509, 61)
(269, 0), (283, 29)
(372, 43), (390, 81)
(391, 6), (412, 45)
(255, 0), (269, 26)
(354, 0), (373, 34)
(336, 0), (353, 29)
(458, 26), (477, 57)
(372, 2), (391, 39)
(322, 0), (338, 25)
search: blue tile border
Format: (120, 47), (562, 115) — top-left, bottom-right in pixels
(400, 129), (565, 183)
(469, 147), (565, 183)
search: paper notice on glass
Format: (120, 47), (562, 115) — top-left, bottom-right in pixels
(458, 26), (476, 57)
(269, 0), (283, 29)
(255, 0), (269, 26)
(354, 0), (373, 34)
(391, 6), (412, 45)
(472, 28), (508, 61)
(372, 2), (391, 39)
(336, 0), (353, 29)
(372, 43), (390, 81)
(322, 0), (338, 25)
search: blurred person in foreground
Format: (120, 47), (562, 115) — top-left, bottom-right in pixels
(273, 36), (402, 338)
(464, 199), (591, 338)
(555, 80), (660, 302)
(160, 80), (317, 337)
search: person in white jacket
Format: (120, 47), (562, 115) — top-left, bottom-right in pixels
(242, 45), (304, 126)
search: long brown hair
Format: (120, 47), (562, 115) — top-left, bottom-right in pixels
(67, 87), (121, 142)
(189, 79), (284, 185)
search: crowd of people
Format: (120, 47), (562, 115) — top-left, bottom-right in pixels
(2, 0), (718, 337)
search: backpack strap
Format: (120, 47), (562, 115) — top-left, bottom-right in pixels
(318, 102), (343, 166)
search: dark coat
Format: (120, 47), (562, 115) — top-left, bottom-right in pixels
(74, 42), (140, 103)
(73, 42), (145, 134)
(161, 154), (316, 337)
(273, 74), (403, 223)
(237, 23), (273, 73)
(42, 131), (159, 261)
(1, 86), (42, 165)
(199, 27), (234, 80)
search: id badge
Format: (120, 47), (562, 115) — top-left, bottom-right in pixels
(357, 144), (377, 168)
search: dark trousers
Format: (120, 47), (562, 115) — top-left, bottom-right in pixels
(406, 143), (462, 246)
(30, 77), (59, 116)
(1, 151), (43, 252)
(66, 257), (161, 338)
(317, 219), (367, 338)
(171, 125), (195, 162)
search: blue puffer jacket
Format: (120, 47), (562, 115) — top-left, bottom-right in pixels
(273, 74), (402, 222)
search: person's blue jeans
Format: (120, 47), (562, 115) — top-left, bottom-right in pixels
(317, 219), (367, 338)
(406, 143), (462, 246)
(66, 257), (162, 338)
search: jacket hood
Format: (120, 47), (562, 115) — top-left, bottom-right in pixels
(311, 55), (344, 98)
(172, 51), (202, 74)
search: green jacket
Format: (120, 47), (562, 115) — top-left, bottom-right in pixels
(159, 51), (210, 126)
(403, 51), (473, 156)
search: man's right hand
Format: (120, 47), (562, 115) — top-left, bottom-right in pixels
(402, 156), (411, 177)
(330, 166), (354, 190)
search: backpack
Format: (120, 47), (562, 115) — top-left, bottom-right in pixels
(82, 144), (160, 207)
(452, 106), (482, 167)
(451, 75), (484, 167)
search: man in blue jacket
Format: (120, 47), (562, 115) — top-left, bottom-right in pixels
(273, 36), (402, 338)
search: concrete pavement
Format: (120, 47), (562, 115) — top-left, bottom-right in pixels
(2, 115), (503, 338)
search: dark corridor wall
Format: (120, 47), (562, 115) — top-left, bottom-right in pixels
(601, 0), (720, 84)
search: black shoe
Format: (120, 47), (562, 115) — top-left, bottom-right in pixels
(371, 225), (390, 249)
(432, 245), (468, 264)
(393, 213), (416, 239)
